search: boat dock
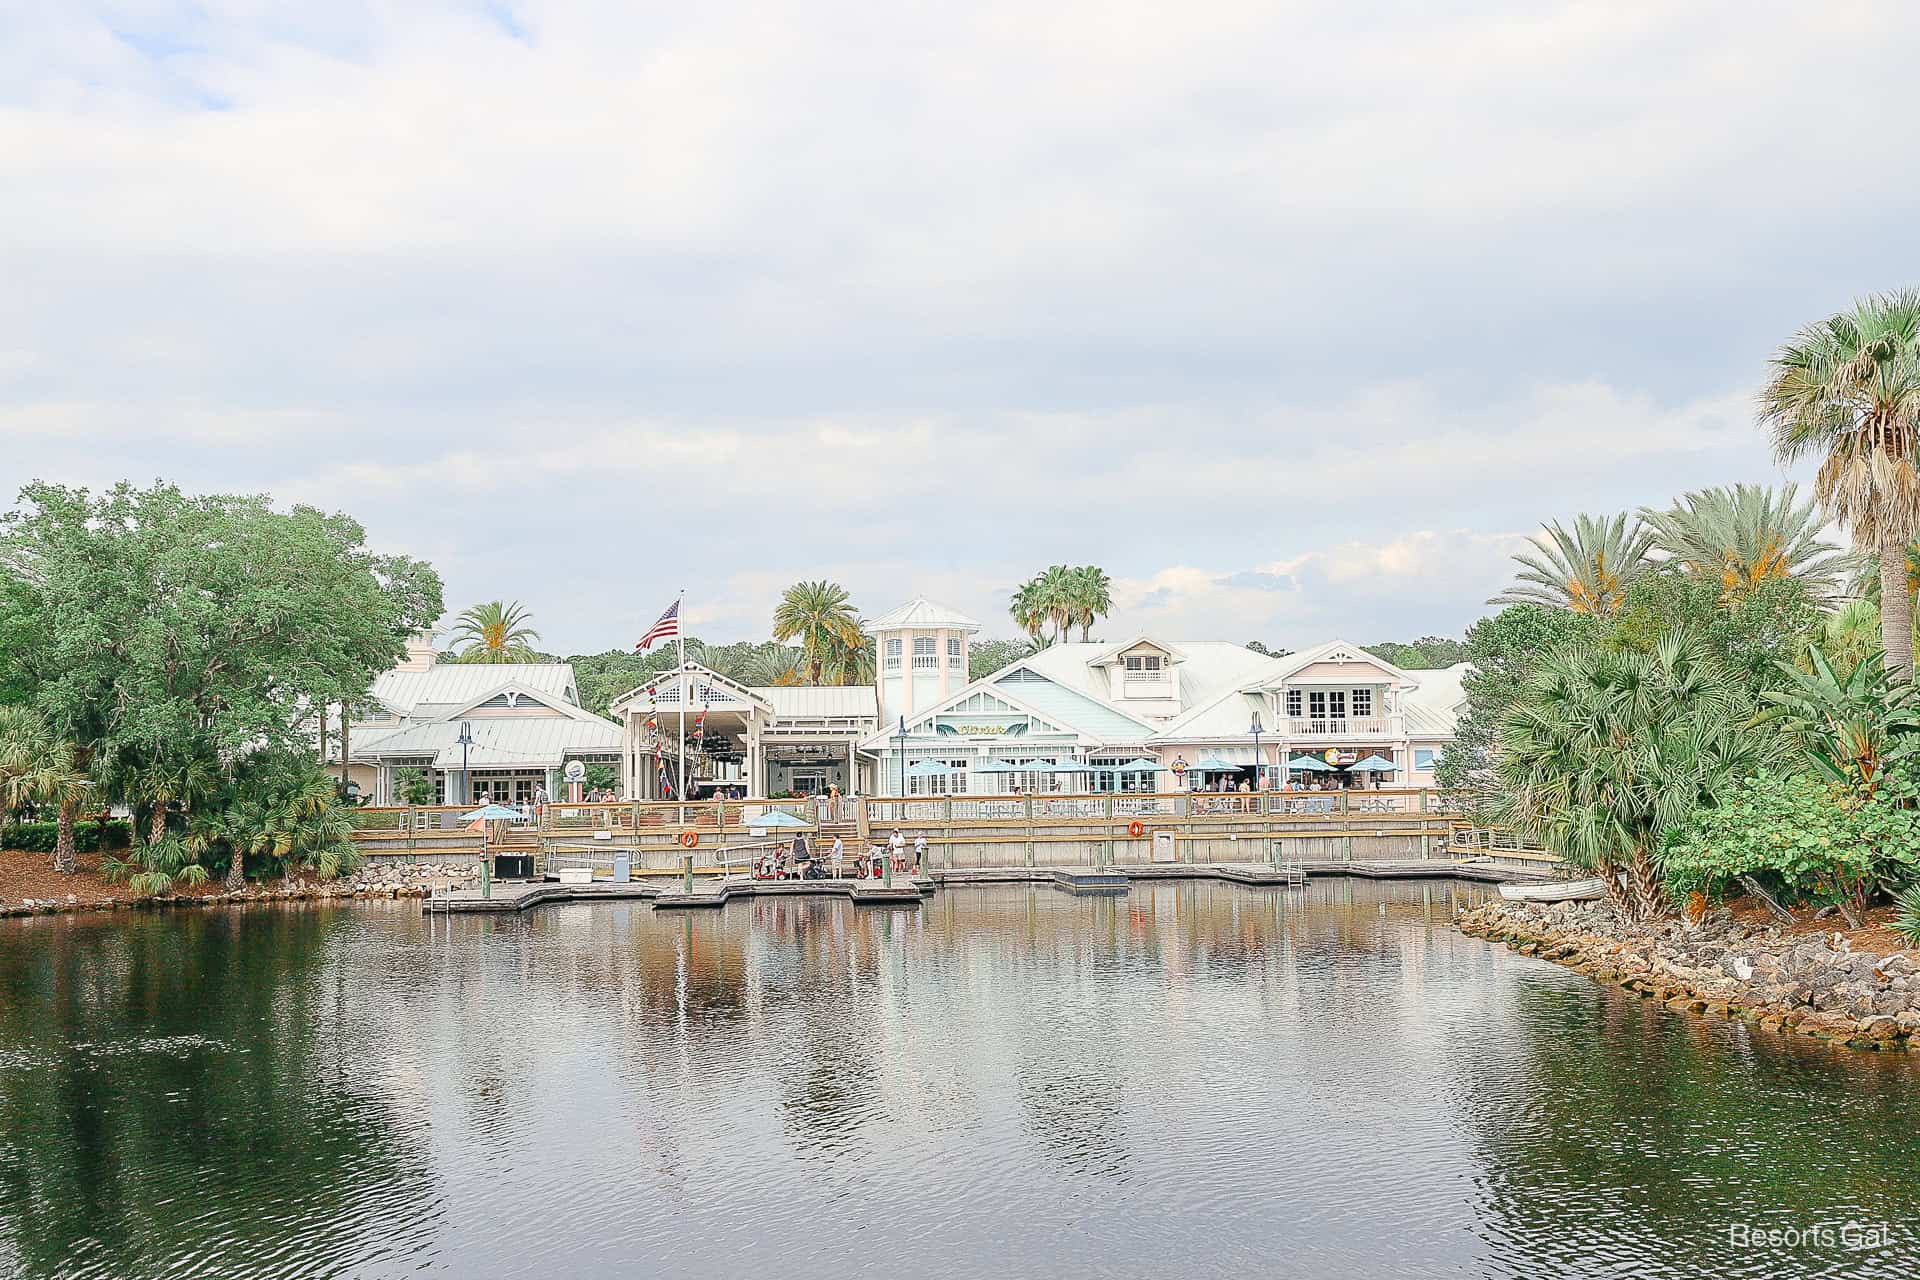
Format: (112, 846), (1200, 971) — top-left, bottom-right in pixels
(423, 857), (1548, 914)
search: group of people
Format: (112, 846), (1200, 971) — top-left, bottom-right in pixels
(755, 828), (927, 880)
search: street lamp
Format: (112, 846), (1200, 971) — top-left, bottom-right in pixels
(456, 721), (474, 808)
(1250, 713), (1264, 793)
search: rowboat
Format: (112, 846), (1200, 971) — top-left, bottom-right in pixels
(1497, 877), (1607, 903)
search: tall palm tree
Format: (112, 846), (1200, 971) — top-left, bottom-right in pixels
(1489, 512), (1653, 615)
(1068, 565), (1114, 641)
(1009, 581), (1049, 645)
(822, 629), (876, 685)
(1762, 290), (1920, 677)
(1036, 565), (1077, 641)
(1637, 483), (1844, 603)
(0, 706), (90, 874)
(1491, 633), (1776, 921)
(449, 600), (543, 663)
(771, 581), (863, 686)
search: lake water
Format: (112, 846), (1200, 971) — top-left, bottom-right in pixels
(0, 880), (1916, 1279)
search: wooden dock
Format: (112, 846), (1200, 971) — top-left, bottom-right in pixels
(423, 858), (1553, 915)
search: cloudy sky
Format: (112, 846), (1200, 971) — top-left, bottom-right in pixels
(6, 1), (1918, 653)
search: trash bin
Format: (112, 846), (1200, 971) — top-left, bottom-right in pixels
(493, 853), (534, 880)
(612, 852), (631, 884)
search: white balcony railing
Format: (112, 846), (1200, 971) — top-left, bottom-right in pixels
(1283, 716), (1392, 736)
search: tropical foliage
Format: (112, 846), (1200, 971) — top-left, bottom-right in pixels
(1637, 483), (1843, 603)
(1762, 289), (1920, 676)
(0, 705), (92, 873)
(1363, 636), (1469, 669)
(1758, 647), (1920, 797)
(448, 600), (543, 663)
(1490, 634), (1780, 921)
(0, 480), (441, 880)
(1664, 770), (1920, 928)
(1009, 565), (1113, 644)
(1489, 512), (1653, 615)
(771, 581), (868, 686)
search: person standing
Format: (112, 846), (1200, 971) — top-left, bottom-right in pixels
(889, 828), (906, 872)
(792, 832), (809, 878)
(913, 832), (927, 873)
(831, 834), (845, 879)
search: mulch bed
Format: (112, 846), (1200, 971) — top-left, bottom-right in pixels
(0, 848), (228, 908)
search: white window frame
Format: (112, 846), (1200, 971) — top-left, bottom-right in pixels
(913, 636), (937, 670)
(1285, 688), (1303, 718)
(1351, 688), (1373, 719)
(1414, 748), (1437, 771)
(885, 637), (902, 671)
(947, 637), (964, 668)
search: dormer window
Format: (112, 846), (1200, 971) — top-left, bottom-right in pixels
(1123, 653), (1167, 689)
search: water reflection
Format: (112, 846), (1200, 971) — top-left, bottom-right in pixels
(0, 883), (1915, 1279)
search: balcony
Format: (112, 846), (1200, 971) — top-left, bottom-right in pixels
(1283, 716), (1392, 736)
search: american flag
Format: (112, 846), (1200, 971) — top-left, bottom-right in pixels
(635, 600), (680, 651)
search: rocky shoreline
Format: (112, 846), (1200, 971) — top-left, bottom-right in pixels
(1459, 899), (1920, 1051)
(0, 861), (481, 918)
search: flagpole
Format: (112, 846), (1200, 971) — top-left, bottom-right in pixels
(676, 589), (687, 822)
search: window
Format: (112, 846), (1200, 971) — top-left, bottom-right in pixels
(1351, 688), (1373, 719)
(1414, 748), (1438, 771)
(1123, 653), (1167, 690)
(1285, 689), (1303, 718)
(947, 637), (964, 668)
(906, 758), (970, 797)
(913, 637), (937, 669)
(885, 638), (902, 671)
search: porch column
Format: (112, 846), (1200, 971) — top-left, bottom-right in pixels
(848, 740), (857, 796)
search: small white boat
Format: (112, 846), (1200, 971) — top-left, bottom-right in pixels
(1498, 877), (1607, 903)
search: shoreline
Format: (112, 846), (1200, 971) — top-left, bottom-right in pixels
(1458, 899), (1920, 1052)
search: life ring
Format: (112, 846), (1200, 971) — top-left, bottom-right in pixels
(1127, 820), (1145, 838)
(678, 830), (699, 848)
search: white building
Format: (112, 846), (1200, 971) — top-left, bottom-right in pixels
(348, 654), (626, 806)
(862, 634), (1465, 795)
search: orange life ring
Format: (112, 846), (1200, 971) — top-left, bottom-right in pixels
(1127, 820), (1145, 838)
(678, 830), (699, 848)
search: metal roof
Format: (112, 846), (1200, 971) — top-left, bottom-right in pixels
(370, 663), (579, 714)
(754, 685), (879, 719)
(353, 714), (622, 769)
(867, 596), (981, 633)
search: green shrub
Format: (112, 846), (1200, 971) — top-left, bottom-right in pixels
(1, 819), (132, 853)
(1894, 885), (1920, 948)
(1665, 769), (1920, 924)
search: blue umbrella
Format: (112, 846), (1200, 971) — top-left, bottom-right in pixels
(1287, 755), (1335, 772)
(462, 804), (523, 822)
(905, 760), (960, 778)
(1191, 757), (1245, 772)
(1349, 755), (1399, 772)
(973, 759), (1020, 773)
(749, 809), (814, 829)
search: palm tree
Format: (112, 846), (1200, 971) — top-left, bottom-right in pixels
(0, 706), (91, 874)
(1801, 599), (1883, 680)
(822, 629), (876, 685)
(1036, 565), (1076, 641)
(1009, 581), (1049, 644)
(1762, 290), (1920, 677)
(1491, 633), (1778, 921)
(449, 600), (543, 663)
(1489, 512), (1653, 615)
(1637, 483), (1844, 603)
(1068, 565), (1114, 641)
(771, 581), (863, 686)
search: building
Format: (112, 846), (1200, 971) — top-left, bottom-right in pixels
(609, 667), (879, 799)
(347, 640), (625, 805)
(861, 634), (1466, 795)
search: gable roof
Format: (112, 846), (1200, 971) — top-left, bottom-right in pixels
(1087, 634), (1189, 667)
(868, 596), (981, 633)
(351, 714), (623, 768)
(1403, 662), (1470, 737)
(1254, 640), (1419, 689)
(756, 685), (879, 720)
(607, 663), (774, 715)
(859, 664), (1156, 749)
(370, 663), (580, 716)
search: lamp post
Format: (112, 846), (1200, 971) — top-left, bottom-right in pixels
(1250, 713), (1264, 794)
(456, 721), (474, 808)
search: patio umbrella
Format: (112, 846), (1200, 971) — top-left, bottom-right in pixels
(1349, 755), (1399, 772)
(972, 759), (1020, 773)
(1191, 757), (1245, 772)
(1088, 758), (1161, 773)
(905, 760), (960, 777)
(461, 804), (523, 822)
(1287, 755), (1335, 771)
(749, 809), (814, 829)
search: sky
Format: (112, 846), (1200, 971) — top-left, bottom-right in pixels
(5, 1), (1919, 653)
